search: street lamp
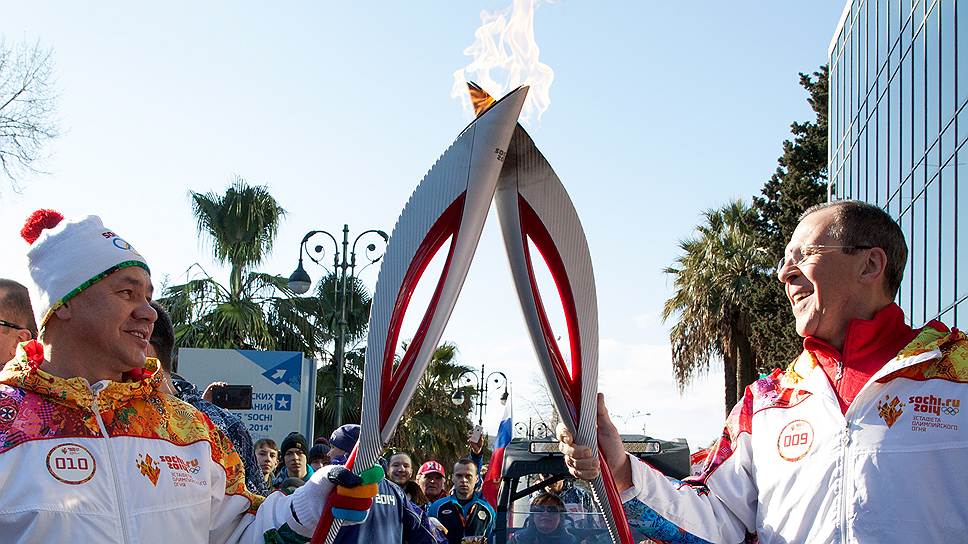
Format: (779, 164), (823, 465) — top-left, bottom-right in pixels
(450, 364), (509, 426)
(287, 224), (389, 428)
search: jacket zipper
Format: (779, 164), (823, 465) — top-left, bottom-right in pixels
(840, 421), (850, 543)
(834, 360), (844, 382)
(91, 382), (131, 543)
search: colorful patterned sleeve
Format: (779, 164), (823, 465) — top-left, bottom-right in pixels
(205, 421), (315, 544)
(624, 499), (712, 543)
(620, 389), (757, 543)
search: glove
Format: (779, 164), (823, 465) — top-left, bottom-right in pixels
(327, 466), (363, 488)
(330, 465), (384, 524)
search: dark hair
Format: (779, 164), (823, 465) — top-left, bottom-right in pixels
(149, 301), (176, 372)
(254, 438), (277, 451)
(454, 457), (478, 475)
(531, 492), (565, 510)
(800, 200), (907, 298)
(308, 444), (330, 463)
(389, 451), (412, 464)
(404, 480), (429, 505)
(0, 279), (37, 338)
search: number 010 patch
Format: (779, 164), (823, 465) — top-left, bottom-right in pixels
(776, 420), (814, 462)
(46, 442), (96, 484)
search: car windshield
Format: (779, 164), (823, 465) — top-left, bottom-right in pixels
(506, 474), (659, 543)
(507, 475), (608, 543)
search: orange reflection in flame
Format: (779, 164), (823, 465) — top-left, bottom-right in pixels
(467, 82), (496, 117)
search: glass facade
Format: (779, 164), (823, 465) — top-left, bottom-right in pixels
(829, 0), (967, 328)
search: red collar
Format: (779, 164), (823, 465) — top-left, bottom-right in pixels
(801, 303), (920, 413)
(802, 303), (917, 371)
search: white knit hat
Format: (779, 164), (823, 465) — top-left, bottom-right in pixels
(21, 209), (150, 330)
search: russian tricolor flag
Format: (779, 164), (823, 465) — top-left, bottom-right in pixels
(482, 395), (512, 506)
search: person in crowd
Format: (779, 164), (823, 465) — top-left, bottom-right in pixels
(308, 442), (330, 471)
(467, 430), (485, 492)
(0, 279), (36, 364)
(0, 209), (377, 542)
(328, 423), (359, 463)
(537, 474), (596, 528)
(388, 451), (414, 487)
(148, 300), (267, 495)
(254, 438), (279, 491)
(403, 480), (430, 506)
(416, 460), (449, 506)
(509, 493), (576, 544)
(427, 458), (496, 544)
(273, 432), (314, 488)
(559, 200), (968, 543)
(329, 424), (445, 544)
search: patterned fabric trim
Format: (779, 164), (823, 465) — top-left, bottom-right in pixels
(624, 498), (712, 543)
(40, 260), (150, 327)
(881, 328), (968, 383)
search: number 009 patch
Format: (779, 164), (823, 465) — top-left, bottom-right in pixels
(46, 443), (96, 484)
(776, 420), (814, 462)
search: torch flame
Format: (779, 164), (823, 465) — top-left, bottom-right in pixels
(452, 0), (555, 126)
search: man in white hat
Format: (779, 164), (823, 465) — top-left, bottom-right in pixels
(0, 209), (379, 543)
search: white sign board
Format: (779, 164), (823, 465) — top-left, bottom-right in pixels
(177, 348), (315, 443)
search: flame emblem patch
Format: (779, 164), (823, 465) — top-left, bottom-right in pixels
(137, 453), (161, 486)
(878, 395), (905, 428)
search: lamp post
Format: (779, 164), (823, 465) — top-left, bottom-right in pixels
(288, 224), (388, 429)
(449, 364), (509, 426)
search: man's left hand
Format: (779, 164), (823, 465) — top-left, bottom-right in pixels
(467, 430), (485, 455)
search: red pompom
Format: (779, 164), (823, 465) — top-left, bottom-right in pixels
(21, 209), (64, 244)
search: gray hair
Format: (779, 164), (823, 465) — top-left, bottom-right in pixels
(800, 200), (907, 298)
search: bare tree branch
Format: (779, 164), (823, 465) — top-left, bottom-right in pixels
(0, 38), (59, 192)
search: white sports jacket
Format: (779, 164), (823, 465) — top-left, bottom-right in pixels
(621, 323), (968, 543)
(0, 346), (329, 544)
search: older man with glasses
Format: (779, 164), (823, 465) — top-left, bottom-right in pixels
(0, 279), (37, 365)
(559, 200), (968, 543)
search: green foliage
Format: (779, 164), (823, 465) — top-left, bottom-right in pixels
(663, 65), (830, 414)
(749, 66), (829, 371)
(314, 348), (365, 438)
(388, 343), (477, 467)
(663, 200), (768, 414)
(158, 178), (321, 355)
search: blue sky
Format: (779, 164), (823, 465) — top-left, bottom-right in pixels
(1, 2), (847, 448)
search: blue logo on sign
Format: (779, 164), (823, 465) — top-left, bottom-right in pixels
(275, 394), (292, 411)
(259, 354), (302, 392)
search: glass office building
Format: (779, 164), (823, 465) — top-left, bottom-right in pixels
(829, 0), (966, 328)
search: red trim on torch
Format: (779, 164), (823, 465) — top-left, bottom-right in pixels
(380, 194), (465, 428)
(600, 455), (635, 544)
(313, 443), (360, 544)
(517, 195), (582, 422)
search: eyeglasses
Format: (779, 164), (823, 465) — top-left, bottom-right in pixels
(531, 505), (563, 513)
(776, 244), (874, 277)
(0, 319), (27, 333)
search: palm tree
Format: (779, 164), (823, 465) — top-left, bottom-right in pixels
(662, 200), (768, 415)
(388, 343), (476, 465)
(159, 178), (319, 354)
